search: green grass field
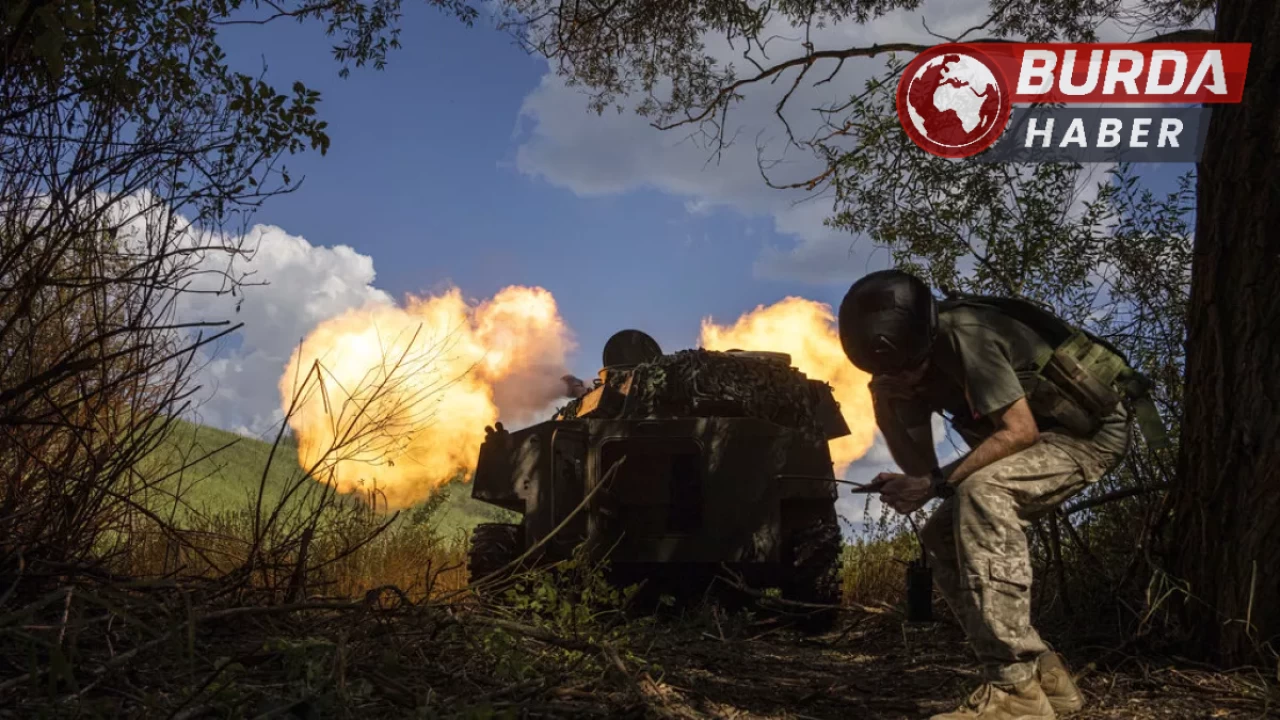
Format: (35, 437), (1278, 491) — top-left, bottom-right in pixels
(142, 419), (514, 536)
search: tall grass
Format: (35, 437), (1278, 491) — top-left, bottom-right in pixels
(110, 402), (515, 603)
(118, 491), (474, 603)
(840, 531), (921, 609)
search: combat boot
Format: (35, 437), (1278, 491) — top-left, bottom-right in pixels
(1037, 652), (1084, 714)
(930, 677), (1056, 720)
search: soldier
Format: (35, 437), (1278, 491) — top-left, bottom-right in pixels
(837, 269), (1146, 719)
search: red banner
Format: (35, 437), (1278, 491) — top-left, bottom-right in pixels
(967, 43), (1251, 104)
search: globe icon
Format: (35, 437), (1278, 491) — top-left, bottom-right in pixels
(903, 52), (1004, 150)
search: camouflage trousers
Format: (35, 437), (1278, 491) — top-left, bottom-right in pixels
(920, 434), (1116, 686)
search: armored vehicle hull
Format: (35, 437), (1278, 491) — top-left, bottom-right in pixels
(468, 338), (850, 622)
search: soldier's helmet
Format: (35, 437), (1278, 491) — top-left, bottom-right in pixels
(838, 269), (938, 375)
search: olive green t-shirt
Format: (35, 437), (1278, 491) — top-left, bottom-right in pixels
(918, 303), (1130, 467)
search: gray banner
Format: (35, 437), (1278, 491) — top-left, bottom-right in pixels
(975, 107), (1213, 163)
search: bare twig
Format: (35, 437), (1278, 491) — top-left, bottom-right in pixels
(1064, 484), (1170, 517)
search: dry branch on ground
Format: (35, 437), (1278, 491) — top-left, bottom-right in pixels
(2, 567), (1274, 719)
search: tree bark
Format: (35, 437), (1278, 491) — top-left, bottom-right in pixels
(1169, 0), (1280, 665)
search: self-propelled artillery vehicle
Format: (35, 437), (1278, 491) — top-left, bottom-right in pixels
(467, 330), (851, 618)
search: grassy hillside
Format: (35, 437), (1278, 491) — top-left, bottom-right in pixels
(141, 418), (514, 536)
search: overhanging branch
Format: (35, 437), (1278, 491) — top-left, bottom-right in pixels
(653, 28), (1216, 133)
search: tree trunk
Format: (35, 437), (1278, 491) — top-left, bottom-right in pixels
(1169, 1), (1280, 665)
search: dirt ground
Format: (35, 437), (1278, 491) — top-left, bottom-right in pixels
(625, 611), (1279, 720)
(3, 586), (1276, 719)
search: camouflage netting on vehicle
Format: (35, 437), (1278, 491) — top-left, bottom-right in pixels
(556, 349), (834, 440)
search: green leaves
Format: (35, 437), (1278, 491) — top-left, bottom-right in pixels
(2, 0), (474, 210)
(30, 6), (68, 79)
(484, 544), (648, 682)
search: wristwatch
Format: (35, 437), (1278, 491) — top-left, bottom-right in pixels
(930, 466), (955, 499)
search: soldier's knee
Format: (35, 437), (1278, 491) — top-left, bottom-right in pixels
(954, 467), (999, 504)
(954, 466), (1024, 529)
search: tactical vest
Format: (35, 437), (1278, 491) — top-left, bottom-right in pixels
(937, 292), (1171, 450)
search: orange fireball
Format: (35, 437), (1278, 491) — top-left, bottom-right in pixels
(280, 285), (575, 510)
(699, 296), (876, 476)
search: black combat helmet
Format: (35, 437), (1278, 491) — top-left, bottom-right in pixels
(837, 269), (938, 375)
(602, 329), (662, 367)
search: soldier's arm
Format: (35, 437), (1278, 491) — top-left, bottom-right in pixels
(936, 323), (1040, 487)
(872, 390), (938, 477)
(940, 395), (1039, 488)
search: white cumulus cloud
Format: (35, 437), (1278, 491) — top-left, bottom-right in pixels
(176, 225), (394, 437)
(512, 0), (993, 284)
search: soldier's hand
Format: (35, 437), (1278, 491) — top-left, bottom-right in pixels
(871, 471), (904, 495)
(857, 473), (893, 493)
(878, 473), (932, 515)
